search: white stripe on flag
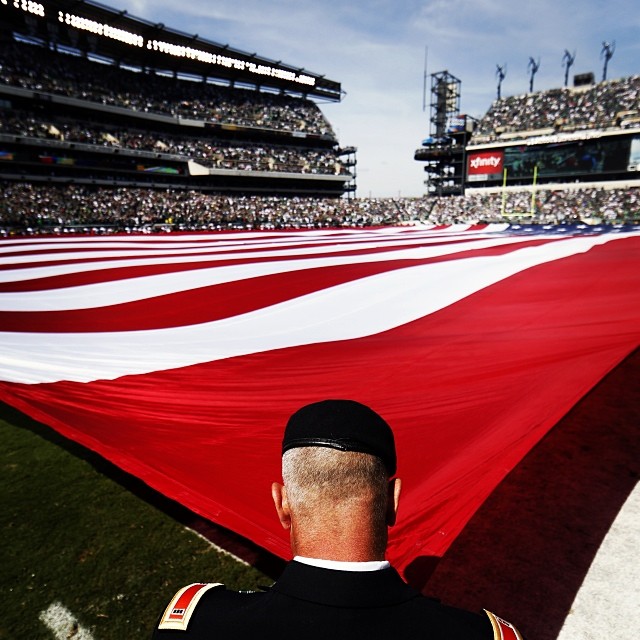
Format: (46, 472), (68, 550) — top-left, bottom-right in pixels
(0, 235), (542, 310)
(0, 232), (627, 384)
(0, 230), (509, 282)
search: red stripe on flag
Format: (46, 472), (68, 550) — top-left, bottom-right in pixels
(1, 233), (638, 571)
(0, 238), (557, 332)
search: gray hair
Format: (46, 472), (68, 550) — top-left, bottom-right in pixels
(282, 447), (389, 526)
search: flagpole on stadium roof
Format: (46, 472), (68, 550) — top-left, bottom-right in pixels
(422, 46), (428, 113)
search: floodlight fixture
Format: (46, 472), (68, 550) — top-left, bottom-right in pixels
(528, 56), (540, 93)
(496, 63), (506, 99)
(562, 49), (575, 87)
(600, 41), (615, 81)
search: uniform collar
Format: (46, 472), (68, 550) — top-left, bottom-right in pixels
(271, 559), (419, 608)
(293, 556), (391, 572)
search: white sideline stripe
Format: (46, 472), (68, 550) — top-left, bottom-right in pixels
(39, 602), (95, 640)
(556, 481), (640, 640)
(0, 235), (540, 310)
(186, 526), (250, 566)
(0, 233), (622, 385)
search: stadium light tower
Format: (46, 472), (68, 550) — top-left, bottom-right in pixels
(430, 70), (460, 138)
(601, 41), (615, 81)
(528, 56), (540, 93)
(562, 49), (576, 87)
(415, 70), (464, 197)
(496, 63), (506, 99)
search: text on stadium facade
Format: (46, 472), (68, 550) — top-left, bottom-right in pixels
(2, 0), (45, 16)
(59, 12), (144, 47)
(147, 40), (315, 86)
(3, 2), (317, 87)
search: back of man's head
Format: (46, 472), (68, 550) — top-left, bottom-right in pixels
(276, 400), (399, 561)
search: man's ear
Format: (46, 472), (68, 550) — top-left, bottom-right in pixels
(271, 482), (292, 530)
(386, 477), (401, 527)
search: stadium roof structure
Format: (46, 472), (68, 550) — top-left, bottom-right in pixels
(1, 0), (343, 102)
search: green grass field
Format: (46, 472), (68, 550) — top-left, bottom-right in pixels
(0, 405), (270, 639)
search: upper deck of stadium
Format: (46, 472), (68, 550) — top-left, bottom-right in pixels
(0, 0), (342, 102)
(0, 1), (355, 196)
(470, 75), (640, 146)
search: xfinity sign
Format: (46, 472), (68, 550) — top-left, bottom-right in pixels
(470, 155), (501, 169)
(467, 151), (504, 181)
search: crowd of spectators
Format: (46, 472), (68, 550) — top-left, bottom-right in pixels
(2, 183), (638, 235)
(422, 187), (640, 225)
(0, 183), (391, 231)
(0, 41), (335, 137)
(0, 112), (347, 175)
(2, 37), (639, 235)
(473, 76), (640, 142)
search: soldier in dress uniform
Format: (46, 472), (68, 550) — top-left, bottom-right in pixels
(153, 399), (523, 639)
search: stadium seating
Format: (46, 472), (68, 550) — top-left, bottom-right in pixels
(0, 110), (347, 175)
(1, 38), (638, 236)
(473, 76), (640, 142)
(0, 39), (352, 196)
(0, 42), (335, 137)
(2, 181), (638, 235)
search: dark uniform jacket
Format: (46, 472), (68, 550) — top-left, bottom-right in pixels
(153, 560), (520, 639)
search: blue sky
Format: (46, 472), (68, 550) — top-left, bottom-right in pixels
(124, 0), (639, 197)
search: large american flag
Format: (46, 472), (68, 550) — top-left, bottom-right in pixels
(1, 223), (639, 571)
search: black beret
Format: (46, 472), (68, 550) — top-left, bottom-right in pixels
(282, 399), (396, 476)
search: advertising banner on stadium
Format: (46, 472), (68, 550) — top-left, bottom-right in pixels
(1, 226), (639, 572)
(467, 151), (504, 181)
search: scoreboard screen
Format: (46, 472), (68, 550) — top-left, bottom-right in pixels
(503, 137), (630, 179)
(468, 134), (638, 183)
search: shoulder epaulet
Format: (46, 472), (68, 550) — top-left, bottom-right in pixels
(158, 583), (224, 631)
(484, 610), (524, 640)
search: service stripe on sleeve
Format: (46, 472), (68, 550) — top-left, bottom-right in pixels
(158, 583), (222, 631)
(484, 610), (524, 640)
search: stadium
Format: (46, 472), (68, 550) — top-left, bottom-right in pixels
(0, 2), (639, 639)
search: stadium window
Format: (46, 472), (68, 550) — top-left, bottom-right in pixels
(120, 63), (143, 73)
(86, 53), (115, 66)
